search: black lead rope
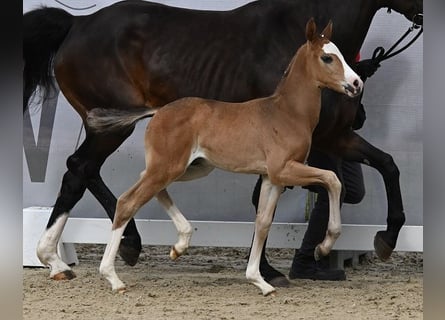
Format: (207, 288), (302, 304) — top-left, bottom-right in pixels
(371, 13), (423, 63)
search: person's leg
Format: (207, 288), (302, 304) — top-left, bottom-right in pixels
(342, 160), (365, 205)
(289, 186), (347, 280)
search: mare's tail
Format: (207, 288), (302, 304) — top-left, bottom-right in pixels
(23, 7), (74, 112)
(86, 108), (160, 133)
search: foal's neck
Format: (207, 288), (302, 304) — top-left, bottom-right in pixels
(273, 47), (322, 129)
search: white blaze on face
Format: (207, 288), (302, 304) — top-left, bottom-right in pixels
(322, 41), (363, 95)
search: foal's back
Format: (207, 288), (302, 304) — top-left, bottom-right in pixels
(145, 95), (279, 174)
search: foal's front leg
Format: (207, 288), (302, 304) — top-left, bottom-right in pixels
(246, 175), (283, 296)
(271, 161), (342, 259)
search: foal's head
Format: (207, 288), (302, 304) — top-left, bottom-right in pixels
(303, 18), (363, 98)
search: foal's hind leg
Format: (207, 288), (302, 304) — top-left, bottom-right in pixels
(156, 189), (193, 260)
(156, 163), (213, 259)
(100, 171), (175, 291)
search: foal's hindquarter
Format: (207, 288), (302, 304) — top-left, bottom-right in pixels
(99, 28), (361, 295)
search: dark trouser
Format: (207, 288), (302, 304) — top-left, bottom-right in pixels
(297, 150), (365, 257)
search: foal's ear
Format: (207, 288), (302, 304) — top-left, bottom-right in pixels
(321, 20), (333, 40)
(305, 17), (317, 42)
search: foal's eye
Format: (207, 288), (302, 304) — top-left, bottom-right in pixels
(321, 55), (333, 64)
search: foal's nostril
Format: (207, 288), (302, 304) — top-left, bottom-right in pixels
(353, 79), (360, 88)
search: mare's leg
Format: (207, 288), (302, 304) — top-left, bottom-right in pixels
(83, 129), (142, 266)
(36, 129), (141, 279)
(251, 176), (289, 287)
(156, 189), (193, 260)
(246, 175), (283, 296)
(335, 131), (405, 260)
(36, 169), (85, 280)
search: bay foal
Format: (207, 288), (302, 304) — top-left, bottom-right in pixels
(93, 19), (363, 296)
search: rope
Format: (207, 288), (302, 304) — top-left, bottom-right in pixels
(371, 14), (423, 63)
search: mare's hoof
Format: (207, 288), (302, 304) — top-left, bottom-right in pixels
(51, 270), (76, 281)
(260, 262), (289, 287)
(374, 231), (394, 261)
(268, 276), (290, 288)
(119, 239), (142, 266)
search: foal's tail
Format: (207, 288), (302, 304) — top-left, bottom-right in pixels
(86, 108), (160, 133)
(23, 7), (74, 113)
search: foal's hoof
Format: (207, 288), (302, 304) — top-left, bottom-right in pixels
(169, 246), (180, 260)
(119, 237), (142, 266)
(116, 287), (127, 294)
(374, 231), (395, 261)
(51, 270), (76, 281)
(264, 289), (277, 297)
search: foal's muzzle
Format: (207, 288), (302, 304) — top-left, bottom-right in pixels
(343, 79), (363, 98)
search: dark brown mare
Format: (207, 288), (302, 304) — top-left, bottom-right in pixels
(23, 0), (423, 282)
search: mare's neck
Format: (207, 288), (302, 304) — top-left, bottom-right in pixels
(283, 0), (381, 62)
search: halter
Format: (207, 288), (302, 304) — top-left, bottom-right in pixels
(372, 12), (423, 63)
(54, 0), (97, 10)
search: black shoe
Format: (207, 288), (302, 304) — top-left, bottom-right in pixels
(289, 254), (346, 281)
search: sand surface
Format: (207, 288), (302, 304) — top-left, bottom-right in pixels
(23, 245), (423, 320)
